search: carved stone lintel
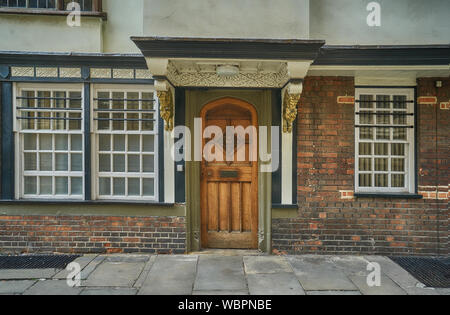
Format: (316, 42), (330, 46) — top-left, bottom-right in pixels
(158, 90), (174, 132)
(283, 90), (301, 134)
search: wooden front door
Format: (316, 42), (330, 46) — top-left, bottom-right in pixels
(201, 98), (258, 249)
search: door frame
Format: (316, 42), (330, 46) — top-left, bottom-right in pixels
(200, 97), (259, 249)
(184, 89), (273, 253)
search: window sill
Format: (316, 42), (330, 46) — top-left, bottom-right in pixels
(354, 193), (423, 199)
(0, 8), (107, 20)
(272, 204), (299, 209)
(0, 199), (175, 207)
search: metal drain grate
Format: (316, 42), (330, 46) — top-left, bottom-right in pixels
(389, 256), (450, 288)
(0, 255), (80, 270)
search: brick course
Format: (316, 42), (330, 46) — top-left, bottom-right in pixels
(272, 76), (449, 256)
(0, 215), (186, 255)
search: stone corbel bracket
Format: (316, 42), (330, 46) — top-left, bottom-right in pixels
(282, 81), (303, 133)
(147, 58), (176, 132)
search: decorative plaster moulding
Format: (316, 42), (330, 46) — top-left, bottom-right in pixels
(166, 61), (290, 88)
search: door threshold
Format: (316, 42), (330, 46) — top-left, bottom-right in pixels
(189, 249), (265, 256)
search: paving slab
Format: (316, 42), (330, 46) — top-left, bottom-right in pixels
(364, 256), (439, 295)
(244, 256), (293, 274)
(81, 287), (137, 295)
(436, 288), (450, 295)
(349, 274), (407, 295)
(23, 280), (82, 295)
(329, 256), (370, 276)
(83, 255), (147, 287)
(193, 290), (249, 295)
(139, 256), (198, 295)
(134, 256), (156, 288)
(0, 269), (59, 280)
(0, 280), (36, 294)
(53, 255), (98, 280)
(80, 255), (106, 280)
(194, 256), (247, 292)
(247, 273), (305, 295)
(306, 291), (362, 295)
(287, 256), (357, 291)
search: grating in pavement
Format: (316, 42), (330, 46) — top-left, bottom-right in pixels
(0, 255), (81, 270)
(389, 256), (450, 288)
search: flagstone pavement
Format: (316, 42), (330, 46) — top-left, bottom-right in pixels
(0, 252), (448, 295)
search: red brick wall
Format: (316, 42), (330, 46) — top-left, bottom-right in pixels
(272, 76), (449, 256)
(0, 215), (186, 255)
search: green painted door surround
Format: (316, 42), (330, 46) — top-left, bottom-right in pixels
(184, 89), (273, 253)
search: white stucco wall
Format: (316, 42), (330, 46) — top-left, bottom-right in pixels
(310, 0), (450, 45)
(0, 14), (103, 53)
(102, 0), (144, 53)
(142, 0), (311, 39)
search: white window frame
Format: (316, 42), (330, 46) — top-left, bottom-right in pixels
(14, 83), (85, 200)
(91, 84), (159, 201)
(355, 88), (415, 194)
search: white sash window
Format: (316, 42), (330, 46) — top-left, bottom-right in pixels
(15, 83), (84, 199)
(92, 85), (158, 201)
(355, 88), (415, 194)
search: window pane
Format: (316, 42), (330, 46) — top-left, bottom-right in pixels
(113, 178), (125, 196)
(99, 178), (111, 195)
(55, 135), (68, 151)
(71, 154), (83, 171)
(359, 174), (372, 187)
(393, 128), (407, 140)
(127, 92), (139, 110)
(392, 158), (405, 172)
(359, 158), (372, 171)
(376, 128), (390, 140)
(360, 112), (373, 124)
(375, 143), (389, 156)
(40, 176), (52, 195)
(113, 135), (125, 151)
(392, 144), (405, 156)
(128, 135), (140, 152)
(128, 155), (140, 172)
(375, 174), (388, 187)
(128, 178), (140, 196)
(359, 143), (372, 156)
(143, 135), (155, 152)
(393, 95), (407, 109)
(360, 127), (373, 140)
(392, 174), (405, 188)
(143, 178), (155, 196)
(71, 134), (83, 151)
(39, 134), (52, 150)
(24, 153), (37, 171)
(99, 155), (111, 172)
(40, 153), (52, 171)
(71, 177), (83, 195)
(24, 177), (37, 195)
(99, 135), (111, 151)
(55, 153), (68, 171)
(55, 177), (68, 195)
(24, 134), (37, 150)
(375, 158), (388, 172)
(143, 155), (155, 173)
(360, 95), (373, 109)
(376, 95), (390, 109)
(113, 155), (125, 172)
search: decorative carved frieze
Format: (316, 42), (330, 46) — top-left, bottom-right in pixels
(158, 90), (174, 131)
(113, 69), (134, 79)
(36, 67), (58, 78)
(166, 61), (289, 88)
(90, 68), (112, 79)
(60, 68), (82, 78)
(11, 67), (34, 77)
